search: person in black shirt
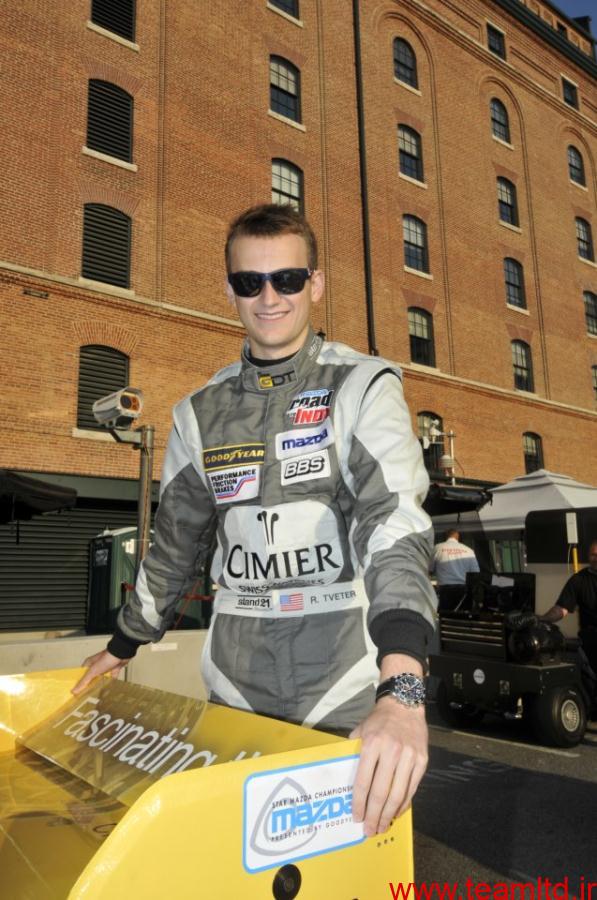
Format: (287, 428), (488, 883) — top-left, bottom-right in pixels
(541, 540), (597, 675)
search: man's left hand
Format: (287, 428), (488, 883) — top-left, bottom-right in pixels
(349, 697), (428, 836)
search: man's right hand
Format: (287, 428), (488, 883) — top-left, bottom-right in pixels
(71, 650), (131, 696)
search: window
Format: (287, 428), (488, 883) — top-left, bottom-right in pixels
(403, 215), (429, 273)
(562, 79), (578, 109)
(511, 340), (534, 392)
(567, 146), (586, 186)
(91, 0), (135, 41)
(269, 0), (299, 16)
(490, 98), (510, 143)
(497, 177), (519, 227)
(398, 126), (424, 182)
(584, 291), (597, 335)
(487, 24), (506, 59)
(593, 366), (597, 402)
(408, 308), (435, 366)
(523, 433), (543, 474)
(270, 56), (301, 123)
(82, 204), (131, 288)
(393, 39), (418, 88)
(417, 411), (443, 474)
(272, 159), (303, 211)
(504, 258), (526, 308)
(77, 345), (129, 430)
(87, 80), (133, 163)
(576, 218), (594, 261)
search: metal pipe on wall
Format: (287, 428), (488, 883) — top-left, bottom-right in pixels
(352, 0), (378, 357)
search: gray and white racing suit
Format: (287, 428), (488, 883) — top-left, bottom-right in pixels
(111, 329), (437, 732)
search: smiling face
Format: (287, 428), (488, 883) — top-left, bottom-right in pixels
(227, 233), (324, 360)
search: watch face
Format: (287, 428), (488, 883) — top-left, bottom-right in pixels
(376, 673), (426, 706)
(393, 674), (426, 705)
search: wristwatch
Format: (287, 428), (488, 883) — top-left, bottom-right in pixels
(375, 673), (426, 708)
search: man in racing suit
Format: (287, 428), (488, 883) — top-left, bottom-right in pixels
(74, 204), (437, 836)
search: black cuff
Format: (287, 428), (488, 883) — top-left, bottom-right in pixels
(107, 626), (147, 659)
(368, 609), (434, 671)
(556, 599), (576, 614)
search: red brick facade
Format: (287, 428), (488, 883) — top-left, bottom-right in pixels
(1, 0), (595, 486)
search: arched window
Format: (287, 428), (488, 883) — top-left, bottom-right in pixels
(490, 98), (510, 143)
(511, 340), (534, 392)
(87, 80), (133, 162)
(576, 218), (594, 261)
(408, 308), (435, 366)
(82, 204), (131, 288)
(584, 291), (597, 335)
(398, 125), (424, 182)
(497, 178), (519, 226)
(523, 432), (543, 474)
(272, 159), (303, 211)
(417, 411), (443, 474)
(91, 0), (135, 41)
(270, 56), (301, 122)
(393, 39), (418, 88)
(567, 146), (586, 185)
(403, 215), (429, 273)
(504, 258), (526, 308)
(77, 345), (129, 430)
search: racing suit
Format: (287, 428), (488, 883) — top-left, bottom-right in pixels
(109, 329), (437, 732)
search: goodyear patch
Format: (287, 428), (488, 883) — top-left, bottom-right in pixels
(203, 444), (265, 471)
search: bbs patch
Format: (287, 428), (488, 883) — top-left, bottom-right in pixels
(281, 450), (331, 485)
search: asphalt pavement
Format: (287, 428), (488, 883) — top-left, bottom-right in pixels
(413, 704), (597, 894)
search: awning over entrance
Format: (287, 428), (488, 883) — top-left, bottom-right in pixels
(0, 470), (77, 525)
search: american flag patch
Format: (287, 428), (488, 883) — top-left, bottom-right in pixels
(279, 593), (304, 612)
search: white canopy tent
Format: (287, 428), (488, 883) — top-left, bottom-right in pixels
(432, 470), (597, 535)
(478, 470), (597, 532)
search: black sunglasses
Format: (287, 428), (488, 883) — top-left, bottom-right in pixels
(228, 268), (313, 298)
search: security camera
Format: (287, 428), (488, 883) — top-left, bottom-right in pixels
(92, 387), (144, 429)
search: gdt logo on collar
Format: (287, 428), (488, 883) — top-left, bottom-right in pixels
(258, 370), (297, 390)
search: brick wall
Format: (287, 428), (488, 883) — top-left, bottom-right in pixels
(0, 0), (595, 487)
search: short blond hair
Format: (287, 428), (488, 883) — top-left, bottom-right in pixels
(225, 204), (318, 272)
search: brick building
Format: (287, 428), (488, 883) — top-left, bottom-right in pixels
(0, 0), (595, 629)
